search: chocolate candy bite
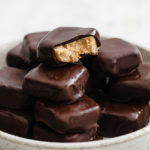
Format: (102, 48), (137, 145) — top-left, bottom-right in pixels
(6, 43), (30, 70)
(0, 67), (32, 109)
(23, 64), (89, 103)
(37, 27), (100, 66)
(7, 31), (48, 70)
(35, 95), (100, 134)
(95, 38), (142, 76)
(108, 63), (150, 102)
(0, 107), (32, 138)
(99, 100), (150, 137)
(22, 31), (48, 67)
(34, 123), (98, 142)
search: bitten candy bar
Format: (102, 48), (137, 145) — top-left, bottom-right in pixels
(99, 100), (150, 137)
(33, 123), (98, 142)
(95, 38), (142, 76)
(0, 107), (32, 138)
(37, 27), (100, 66)
(22, 31), (48, 66)
(0, 67), (33, 109)
(23, 64), (89, 104)
(108, 63), (150, 102)
(6, 43), (30, 70)
(35, 95), (100, 134)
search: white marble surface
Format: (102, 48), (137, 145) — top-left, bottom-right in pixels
(0, 0), (150, 49)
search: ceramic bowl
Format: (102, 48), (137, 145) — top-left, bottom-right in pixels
(0, 40), (150, 150)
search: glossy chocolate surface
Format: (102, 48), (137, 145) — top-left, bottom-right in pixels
(37, 27), (100, 66)
(108, 63), (150, 102)
(33, 123), (98, 142)
(95, 38), (142, 76)
(99, 100), (150, 137)
(0, 67), (33, 109)
(0, 107), (32, 137)
(23, 64), (89, 103)
(22, 31), (48, 66)
(35, 95), (100, 134)
(6, 43), (30, 70)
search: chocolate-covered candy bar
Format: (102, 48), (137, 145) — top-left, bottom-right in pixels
(34, 123), (98, 142)
(99, 100), (150, 137)
(37, 27), (100, 66)
(7, 31), (47, 70)
(35, 95), (100, 134)
(0, 107), (32, 137)
(0, 67), (33, 109)
(23, 64), (89, 103)
(107, 63), (150, 102)
(95, 38), (142, 76)
(6, 43), (30, 70)
(22, 31), (48, 66)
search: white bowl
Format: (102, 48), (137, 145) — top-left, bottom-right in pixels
(0, 40), (150, 150)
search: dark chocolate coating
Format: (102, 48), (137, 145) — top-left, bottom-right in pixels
(82, 56), (107, 100)
(23, 64), (89, 103)
(81, 55), (97, 74)
(33, 123), (98, 142)
(95, 38), (142, 76)
(6, 43), (30, 70)
(86, 74), (107, 100)
(0, 107), (32, 138)
(0, 67), (33, 109)
(22, 31), (48, 66)
(99, 100), (150, 137)
(35, 95), (100, 134)
(37, 27), (100, 66)
(108, 63), (150, 102)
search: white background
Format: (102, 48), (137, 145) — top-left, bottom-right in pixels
(0, 0), (150, 49)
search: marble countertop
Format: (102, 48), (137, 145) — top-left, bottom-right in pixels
(0, 0), (150, 49)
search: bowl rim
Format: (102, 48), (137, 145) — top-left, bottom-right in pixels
(0, 125), (149, 148)
(0, 40), (150, 149)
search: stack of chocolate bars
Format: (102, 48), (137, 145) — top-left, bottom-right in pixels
(84, 38), (150, 137)
(0, 26), (148, 142)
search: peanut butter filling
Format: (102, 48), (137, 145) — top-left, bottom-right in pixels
(54, 36), (98, 62)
